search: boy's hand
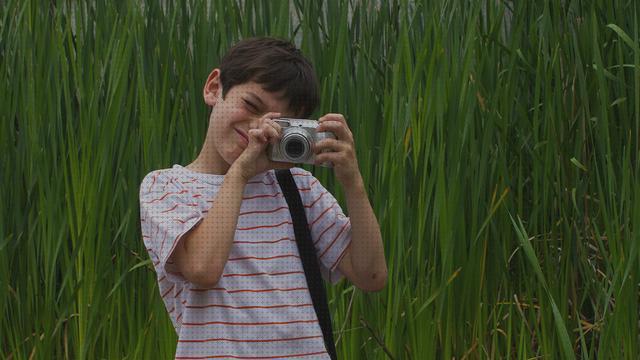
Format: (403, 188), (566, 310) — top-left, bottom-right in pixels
(313, 113), (363, 189)
(231, 112), (292, 182)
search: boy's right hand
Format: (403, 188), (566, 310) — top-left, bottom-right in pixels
(230, 112), (293, 182)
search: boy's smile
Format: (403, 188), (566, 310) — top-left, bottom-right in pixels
(234, 128), (249, 146)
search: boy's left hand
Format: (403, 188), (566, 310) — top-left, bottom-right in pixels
(313, 113), (363, 189)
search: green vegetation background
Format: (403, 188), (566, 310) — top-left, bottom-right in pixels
(1, 0), (638, 358)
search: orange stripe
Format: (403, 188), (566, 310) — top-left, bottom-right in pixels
(331, 241), (352, 271)
(233, 237), (294, 245)
(175, 350), (327, 359)
(178, 335), (322, 343)
(141, 189), (188, 204)
(190, 287), (307, 294)
(238, 206), (288, 216)
(159, 228), (168, 255)
(314, 221), (336, 246)
(296, 178), (319, 192)
(227, 254), (299, 261)
(172, 218), (191, 224)
(146, 173), (157, 192)
(246, 179), (276, 186)
(160, 202), (199, 214)
(309, 201), (337, 228)
(237, 221), (291, 231)
(160, 177), (174, 192)
(305, 191), (327, 208)
(162, 284), (175, 298)
(186, 303), (313, 310)
(242, 192), (281, 200)
(181, 319), (318, 327)
(222, 271), (304, 278)
(320, 221), (349, 259)
(180, 178), (223, 187)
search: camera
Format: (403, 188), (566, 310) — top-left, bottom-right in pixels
(267, 118), (336, 167)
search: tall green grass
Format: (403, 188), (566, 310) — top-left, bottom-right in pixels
(1, 0), (638, 358)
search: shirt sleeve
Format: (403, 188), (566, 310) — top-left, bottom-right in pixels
(139, 170), (204, 284)
(292, 168), (352, 284)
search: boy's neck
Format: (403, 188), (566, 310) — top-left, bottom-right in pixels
(186, 136), (230, 176)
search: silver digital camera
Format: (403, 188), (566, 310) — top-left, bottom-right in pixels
(267, 118), (336, 167)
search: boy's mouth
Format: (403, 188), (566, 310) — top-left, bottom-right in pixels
(235, 128), (249, 144)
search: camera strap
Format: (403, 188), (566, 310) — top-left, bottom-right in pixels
(275, 169), (338, 360)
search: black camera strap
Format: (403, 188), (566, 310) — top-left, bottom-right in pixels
(275, 169), (338, 360)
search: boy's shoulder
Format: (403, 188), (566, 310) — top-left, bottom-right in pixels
(274, 167), (319, 188)
(286, 166), (313, 179)
(139, 165), (206, 198)
(139, 166), (177, 194)
(241, 167), (317, 186)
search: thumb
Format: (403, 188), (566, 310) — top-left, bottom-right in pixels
(245, 128), (267, 153)
(248, 128), (267, 143)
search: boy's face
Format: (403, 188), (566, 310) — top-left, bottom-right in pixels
(203, 69), (295, 168)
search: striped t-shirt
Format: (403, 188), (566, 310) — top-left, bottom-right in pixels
(139, 164), (352, 359)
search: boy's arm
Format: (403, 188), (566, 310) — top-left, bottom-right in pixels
(336, 176), (387, 292)
(172, 167), (247, 287)
(173, 114), (285, 287)
(313, 113), (387, 292)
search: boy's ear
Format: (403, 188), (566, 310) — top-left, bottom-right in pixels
(203, 68), (222, 106)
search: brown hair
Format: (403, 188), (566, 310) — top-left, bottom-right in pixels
(219, 37), (319, 118)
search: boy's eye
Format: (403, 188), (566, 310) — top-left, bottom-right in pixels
(243, 99), (259, 113)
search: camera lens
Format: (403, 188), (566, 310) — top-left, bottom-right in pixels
(285, 139), (305, 158)
(280, 130), (310, 162)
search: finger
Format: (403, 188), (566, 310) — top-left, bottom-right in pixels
(314, 152), (343, 166)
(315, 148), (353, 166)
(264, 118), (283, 135)
(260, 121), (280, 144)
(318, 113), (348, 126)
(248, 128), (267, 145)
(313, 138), (347, 154)
(266, 119), (283, 139)
(258, 113), (282, 143)
(317, 120), (353, 142)
(261, 112), (282, 123)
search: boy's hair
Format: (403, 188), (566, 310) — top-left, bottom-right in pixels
(219, 37), (319, 118)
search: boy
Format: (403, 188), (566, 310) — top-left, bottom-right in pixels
(139, 37), (387, 359)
